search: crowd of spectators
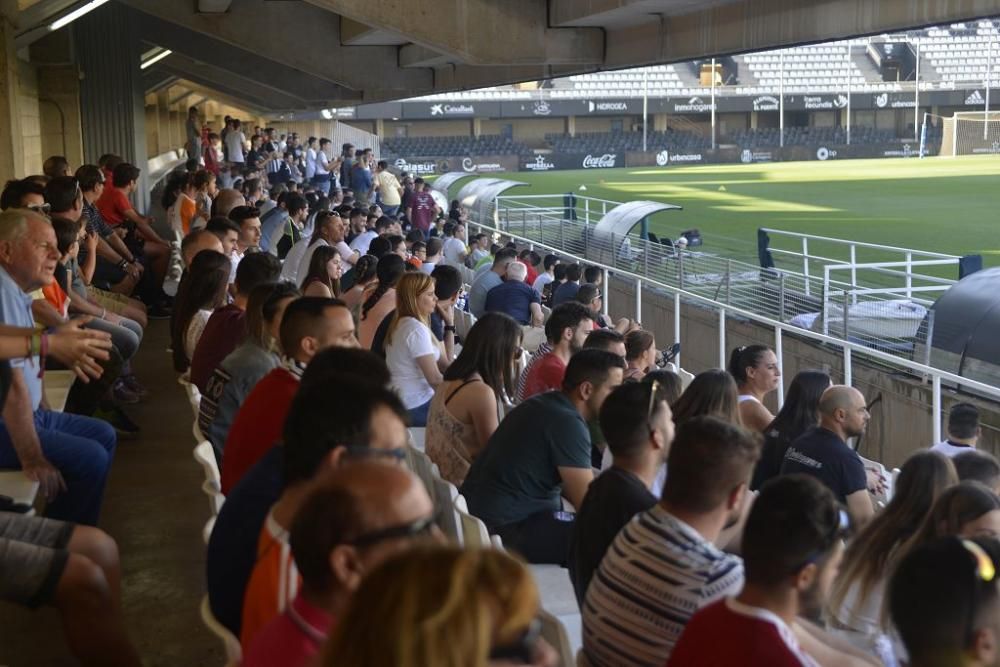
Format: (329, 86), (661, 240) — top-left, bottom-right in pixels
(3, 106), (1000, 667)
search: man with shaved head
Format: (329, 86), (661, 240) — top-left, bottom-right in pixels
(780, 385), (874, 525)
(242, 460), (437, 666)
(180, 228), (225, 268)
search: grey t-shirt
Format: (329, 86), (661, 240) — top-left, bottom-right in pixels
(199, 343), (280, 455)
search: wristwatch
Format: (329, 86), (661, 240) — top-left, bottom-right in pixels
(444, 325), (457, 333)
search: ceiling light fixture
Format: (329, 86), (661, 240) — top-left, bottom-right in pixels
(49, 0), (110, 31)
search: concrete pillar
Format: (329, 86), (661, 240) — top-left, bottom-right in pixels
(567, 115), (576, 137)
(750, 111), (759, 129)
(472, 117), (482, 137)
(374, 118), (385, 137)
(156, 90), (170, 157)
(653, 113), (669, 132)
(75, 2), (149, 209)
(0, 12), (24, 183)
(37, 65), (85, 169)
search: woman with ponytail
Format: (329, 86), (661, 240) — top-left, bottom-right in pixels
(358, 253), (405, 350)
(728, 344), (781, 432)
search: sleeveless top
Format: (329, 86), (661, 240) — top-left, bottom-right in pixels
(425, 377), (501, 486)
(738, 394), (760, 404)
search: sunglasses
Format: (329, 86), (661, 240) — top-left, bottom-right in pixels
(348, 513), (436, 548)
(489, 618), (542, 664)
(341, 445), (406, 464)
(27, 203), (51, 214)
(962, 538), (997, 645)
(789, 508), (851, 574)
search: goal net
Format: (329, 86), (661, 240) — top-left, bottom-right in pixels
(929, 111), (1000, 157)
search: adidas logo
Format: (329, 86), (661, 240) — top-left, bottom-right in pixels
(966, 90), (985, 105)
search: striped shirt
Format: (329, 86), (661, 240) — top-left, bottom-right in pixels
(515, 342), (552, 403)
(582, 505), (744, 667)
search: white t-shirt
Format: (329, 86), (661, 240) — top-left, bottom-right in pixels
(350, 230), (378, 255)
(185, 309), (213, 363)
(225, 130), (246, 163)
(281, 237), (313, 284)
(315, 150), (330, 176)
(420, 261), (437, 275)
(442, 237), (467, 266)
(930, 440), (975, 458)
(229, 250), (243, 284)
(532, 272), (554, 295)
(305, 148), (317, 179)
(386, 316), (439, 409)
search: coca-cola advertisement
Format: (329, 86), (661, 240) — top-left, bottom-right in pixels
(581, 153), (619, 169)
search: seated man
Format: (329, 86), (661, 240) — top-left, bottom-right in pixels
(780, 385), (876, 526)
(576, 283), (637, 334)
(0, 209), (117, 525)
(669, 475), (869, 667)
(953, 449), (1000, 494)
(0, 513), (141, 666)
(890, 536), (1000, 667)
(583, 416), (758, 666)
(221, 297), (358, 493)
(242, 461), (436, 666)
(931, 402), (980, 457)
(467, 247), (516, 317)
(180, 229), (225, 268)
(461, 349), (625, 564)
(206, 348), (390, 636)
(189, 252), (281, 391)
(238, 373), (409, 647)
(484, 260), (543, 326)
(568, 381), (673, 604)
(520, 302), (592, 401)
(550, 262), (582, 307)
(583, 329), (626, 358)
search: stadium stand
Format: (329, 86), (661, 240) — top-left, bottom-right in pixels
(545, 129), (710, 153)
(380, 134), (529, 160)
(727, 125), (897, 147)
(922, 22), (1000, 84)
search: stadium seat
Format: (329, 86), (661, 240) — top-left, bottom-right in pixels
(430, 476), (464, 545)
(539, 609), (576, 667)
(42, 370), (75, 413)
(408, 427), (426, 452)
(193, 441), (224, 516)
(199, 595), (241, 666)
(404, 445), (440, 502)
(0, 470), (39, 516)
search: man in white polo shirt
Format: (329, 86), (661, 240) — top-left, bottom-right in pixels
(931, 402), (980, 457)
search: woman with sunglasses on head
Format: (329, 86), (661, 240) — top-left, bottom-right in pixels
(425, 313), (523, 486)
(322, 545), (558, 667)
(300, 245), (342, 298)
(828, 451), (958, 665)
(729, 344), (782, 433)
(670, 368), (742, 428)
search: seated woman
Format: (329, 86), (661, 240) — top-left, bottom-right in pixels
(322, 545), (558, 667)
(384, 272), (450, 427)
(358, 254), (405, 350)
(751, 369), (831, 490)
(728, 344), (782, 432)
(299, 245), (342, 298)
(828, 451), (956, 665)
(170, 249), (230, 374)
(426, 312), (522, 485)
(340, 254), (378, 313)
(670, 368), (741, 428)
(623, 329), (657, 381)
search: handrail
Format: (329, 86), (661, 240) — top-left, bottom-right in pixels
(471, 210), (1000, 446)
(762, 227), (960, 259)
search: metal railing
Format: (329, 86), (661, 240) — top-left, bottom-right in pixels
(493, 202), (941, 355)
(472, 198), (1000, 445)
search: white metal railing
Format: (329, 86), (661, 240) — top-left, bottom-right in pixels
(471, 201), (1000, 445)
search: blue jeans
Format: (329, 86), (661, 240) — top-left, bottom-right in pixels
(407, 398), (432, 428)
(381, 205), (400, 217)
(0, 410), (117, 526)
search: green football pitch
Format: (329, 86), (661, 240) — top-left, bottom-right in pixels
(495, 155), (1000, 274)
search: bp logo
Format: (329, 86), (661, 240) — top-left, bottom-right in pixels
(740, 149), (753, 164)
(816, 146), (837, 161)
(656, 150), (669, 166)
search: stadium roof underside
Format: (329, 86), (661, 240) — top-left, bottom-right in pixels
(14, 0), (1000, 112)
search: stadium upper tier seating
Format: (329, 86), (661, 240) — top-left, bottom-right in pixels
(546, 129), (710, 153)
(381, 134), (530, 160)
(727, 126), (898, 147)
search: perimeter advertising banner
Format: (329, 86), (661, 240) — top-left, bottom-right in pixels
(389, 155), (520, 176)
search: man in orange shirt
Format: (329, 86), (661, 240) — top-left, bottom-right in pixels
(238, 372), (411, 649)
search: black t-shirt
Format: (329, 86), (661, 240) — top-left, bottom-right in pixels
(568, 467), (656, 604)
(752, 427), (798, 491)
(779, 426), (867, 504)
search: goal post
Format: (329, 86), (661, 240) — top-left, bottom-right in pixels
(926, 111), (1000, 157)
